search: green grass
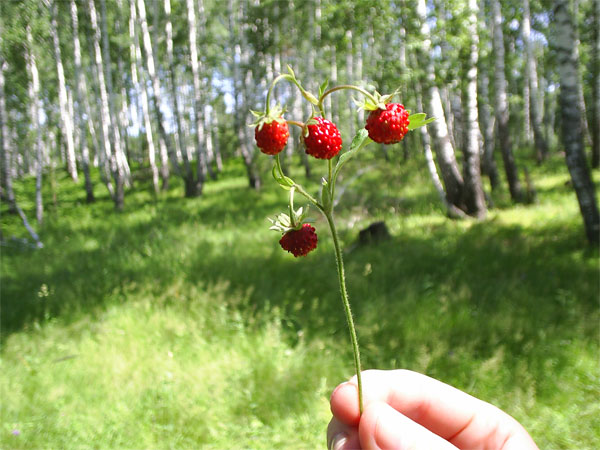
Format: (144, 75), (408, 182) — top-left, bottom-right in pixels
(1, 153), (599, 449)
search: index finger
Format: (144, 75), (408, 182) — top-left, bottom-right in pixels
(330, 369), (538, 449)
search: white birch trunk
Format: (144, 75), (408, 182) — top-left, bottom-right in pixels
(209, 105), (223, 171)
(197, 0), (216, 179)
(70, 0), (95, 203)
(88, 0), (124, 209)
(115, 0), (132, 184)
(186, 0), (206, 195)
(463, 0), (486, 218)
(0, 56), (16, 211)
(554, 0), (599, 244)
(26, 26), (45, 222)
(0, 61), (42, 246)
(49, 0), (78, 182)
(417, 0), (464, 209)
(130, 0), (159, 193)
(101, 0), (129, 199)
(573, 0), (592, 146)
(345, 30), (355, 137)
(331, 46), (340, 126)
(227, 0), (260, 189)
(491, 0), (523, 202)
(164, 0), (186, 165)
(137, 0), (173, 189)
(593, 0), (600, 168)
(523, 0), (549, 161)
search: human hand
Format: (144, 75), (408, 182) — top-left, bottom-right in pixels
(327, 369), (538, 450)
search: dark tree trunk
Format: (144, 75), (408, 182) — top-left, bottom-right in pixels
(492, 0), (524, 203)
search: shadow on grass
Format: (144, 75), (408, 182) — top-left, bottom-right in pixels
(2, 158), (598, 403)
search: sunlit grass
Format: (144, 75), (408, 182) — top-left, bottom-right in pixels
(1, 154), (599, 449)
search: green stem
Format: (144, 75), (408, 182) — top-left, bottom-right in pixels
(266, 74), (294, 115)
(325, 211), (363, 414)
(286, 120), (305, 129)
(275, 154), (323, 211)
(319, 84), (378, 109)
(289, 187), (296, 228)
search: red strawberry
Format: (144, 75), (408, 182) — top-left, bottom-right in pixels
(303, 117), (342, 160)
(255, 118), (289, 155)
(279, 224), (318, 257)
(365, 103), (410, 144)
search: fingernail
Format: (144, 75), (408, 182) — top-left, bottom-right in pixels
(330, 432), (348, 450)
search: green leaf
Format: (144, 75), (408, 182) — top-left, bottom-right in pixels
(333, 129), (370, 182)
(272, 165), (294, 190)
(318, 79), (329, 98)
(408, 113), (435, 130)
(320, 179), (333, 213)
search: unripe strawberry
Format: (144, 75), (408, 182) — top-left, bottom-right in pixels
(303, 117), (342, 160)
(279, 223), (318, 257)
(255, 118), (289, 155)
(365, 103), (410, 144)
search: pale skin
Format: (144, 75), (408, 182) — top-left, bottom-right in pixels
(327, 370), (539, 450)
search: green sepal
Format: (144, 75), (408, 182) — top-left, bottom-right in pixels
(249, 104), (287, 129)
(286, 65), (319, 106)
(360, 87), (401, 111)
(407, 113), (435, 130)
(268, 206), (312, 233)
(272, 164), (295, 190)
(333, 128), (370, 182)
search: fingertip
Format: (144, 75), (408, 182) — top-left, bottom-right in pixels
(359, 401), (400, 449)
(330, 382), (361, 426)
(359, 402), (457, 450)
(327, 417), (361, 450)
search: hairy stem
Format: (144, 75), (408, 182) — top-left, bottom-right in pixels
(319, 84), (378, 109)
(325, 211), (363, 414)
(266, 74), (294, 114)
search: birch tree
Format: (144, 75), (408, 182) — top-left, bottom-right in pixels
(463, 0), (486, 218)
(0, 58), (16, 212)
(196, 0), (216, 179)
(186, 0), (206, 196)
(554, 0), (599, 245)
(48, 0), (78, 183)
(100, 0), (130, 186)
(491, 0), (523, 202)
(523, 0), (549, 162)
(165, 0), (192, 172)
(477, 0), (500, 190)
(26, 25), (45, 222)
(572, 0), (592, 146)
(137, 0), (173, 189)
(592, 0), (600, 168)
(70, 0), (95, 203)
(88, 0), (124, 210)
(130, 0), (159, 193)
(417, 0), (465, 214)
(114, 0), (132, 175)
(227, 0), (261, 189)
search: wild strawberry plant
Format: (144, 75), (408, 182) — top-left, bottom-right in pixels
(251, 66), (433, 414)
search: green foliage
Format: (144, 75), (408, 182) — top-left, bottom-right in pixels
(1, 155), (599, 449)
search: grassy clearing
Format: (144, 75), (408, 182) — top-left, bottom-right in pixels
(1, 153), (599, 449)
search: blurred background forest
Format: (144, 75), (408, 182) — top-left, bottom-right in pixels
(1, 0), (599, 449)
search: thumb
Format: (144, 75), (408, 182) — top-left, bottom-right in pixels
(359, 402), (459, 450)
